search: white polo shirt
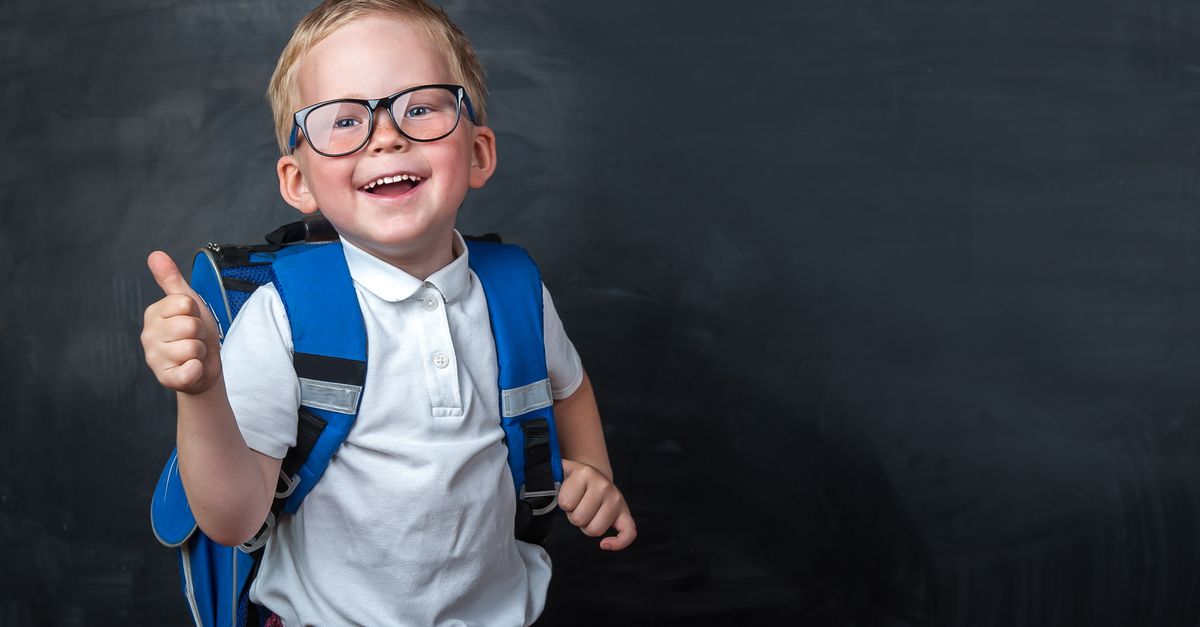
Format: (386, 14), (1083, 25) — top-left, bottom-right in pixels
(220, 233), (583, 626)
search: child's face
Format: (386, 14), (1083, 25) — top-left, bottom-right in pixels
(277, 15), (495, 267)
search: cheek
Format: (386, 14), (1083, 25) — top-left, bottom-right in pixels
(446, 145), (477, 176)
(308, 163), (356, 194)
(440, 133), (479, 171)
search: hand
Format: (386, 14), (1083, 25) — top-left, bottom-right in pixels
(558, 459), (637, 551)
(141, 251), (223, 394)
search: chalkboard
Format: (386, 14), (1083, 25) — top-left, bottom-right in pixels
(3, 0), (1200, 624)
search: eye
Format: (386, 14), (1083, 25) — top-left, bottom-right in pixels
(405, 105), (432, 118)
(333, 117), (362, 128)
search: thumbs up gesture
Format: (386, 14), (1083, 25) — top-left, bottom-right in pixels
(141, 251), (223, 394)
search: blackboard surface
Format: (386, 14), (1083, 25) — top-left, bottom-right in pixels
(3, 0), (1200, 624)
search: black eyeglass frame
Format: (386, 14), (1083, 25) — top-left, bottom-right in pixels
(287, 83), (477, 157)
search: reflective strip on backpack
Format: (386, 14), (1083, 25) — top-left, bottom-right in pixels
(180, 547), (202, 627)
(298, 378), (362, 414)
(501, 378), (552, 418)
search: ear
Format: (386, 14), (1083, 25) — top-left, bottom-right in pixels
(277, 154), (320, 215)
(468, 125), (497, 189)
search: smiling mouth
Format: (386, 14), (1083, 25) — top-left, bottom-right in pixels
(361, 174), (424, 196)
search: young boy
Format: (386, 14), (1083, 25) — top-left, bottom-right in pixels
(140, 1), (635, 624)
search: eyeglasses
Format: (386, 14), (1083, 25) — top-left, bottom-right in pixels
(288, 84), (477, 157)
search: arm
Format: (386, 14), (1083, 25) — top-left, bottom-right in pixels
(554, 370), (637, 550)
(141, 252), (279, 546)
(175, 380), (281, 546)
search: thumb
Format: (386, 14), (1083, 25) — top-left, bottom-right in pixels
(600, 509), (637, 551)
(561, 458), (582, 476)
(147, 251), (193, 297)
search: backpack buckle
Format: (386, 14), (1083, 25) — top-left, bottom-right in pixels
(519, 482), (561, 516)
(238, 511), (276, 554)
(275, 469), (300, 499)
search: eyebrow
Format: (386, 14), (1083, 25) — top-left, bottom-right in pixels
(328, 83), (445, 101)
(331, 88), (400, 100)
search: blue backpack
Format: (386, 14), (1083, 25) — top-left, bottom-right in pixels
(150, 216), (564, 626)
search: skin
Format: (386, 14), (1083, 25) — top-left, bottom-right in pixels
(141, 14), (635, 551)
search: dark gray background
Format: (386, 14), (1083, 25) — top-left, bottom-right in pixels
(4, 0), (1200, 624)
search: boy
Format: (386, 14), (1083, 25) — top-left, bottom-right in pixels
(140, 1), (635, 624)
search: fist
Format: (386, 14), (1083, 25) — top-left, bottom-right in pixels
(558, 459), (637, 551)
(140, 251), (223, 394)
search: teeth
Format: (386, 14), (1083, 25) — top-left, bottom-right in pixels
(363, 174), (423, 191)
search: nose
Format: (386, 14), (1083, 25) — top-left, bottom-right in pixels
(368, 106), (408, 154)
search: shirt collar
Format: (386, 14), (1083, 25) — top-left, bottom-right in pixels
(340, 231), (470, 304)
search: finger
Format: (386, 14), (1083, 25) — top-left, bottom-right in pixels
(557, 479), (583, 513)
(159, 338), (208, 366)
(146, 294), (202, 324)
(143, 312), (202, 357)
(561, 458), (583, 475)
(143, 337), (204, 373)
(557, 462), (590, 512)
(584, 497), (621, 538)
(160, 358), (204, 391)
(567, 484), (607, 532)
(160, 313), (206, 342)
(148, 251), (194, 297)
(600, 509), (637, 551)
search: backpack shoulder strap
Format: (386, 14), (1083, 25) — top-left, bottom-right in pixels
(269, 240), (368, 513)
(466, 240), (564, 544)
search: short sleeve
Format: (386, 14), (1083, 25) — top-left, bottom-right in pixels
(221, 283), (301, 459)
(542, 284), (583, 399)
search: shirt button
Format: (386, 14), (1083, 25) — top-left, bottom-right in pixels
(432, 352), (450, 369)
(423, 296), (439, 311)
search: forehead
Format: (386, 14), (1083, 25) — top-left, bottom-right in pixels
(297, 14), (455, 105)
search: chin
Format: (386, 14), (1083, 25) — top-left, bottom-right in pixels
(362, 222), (451, 252)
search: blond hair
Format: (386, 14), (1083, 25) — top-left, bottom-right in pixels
(266, 0), (488, 155)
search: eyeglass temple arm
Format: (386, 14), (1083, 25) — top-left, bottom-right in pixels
(462, 90), (478, 124)
(287, 123), (301, 154)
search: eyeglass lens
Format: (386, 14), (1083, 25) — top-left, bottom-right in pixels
(302, 87), (462, 156)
